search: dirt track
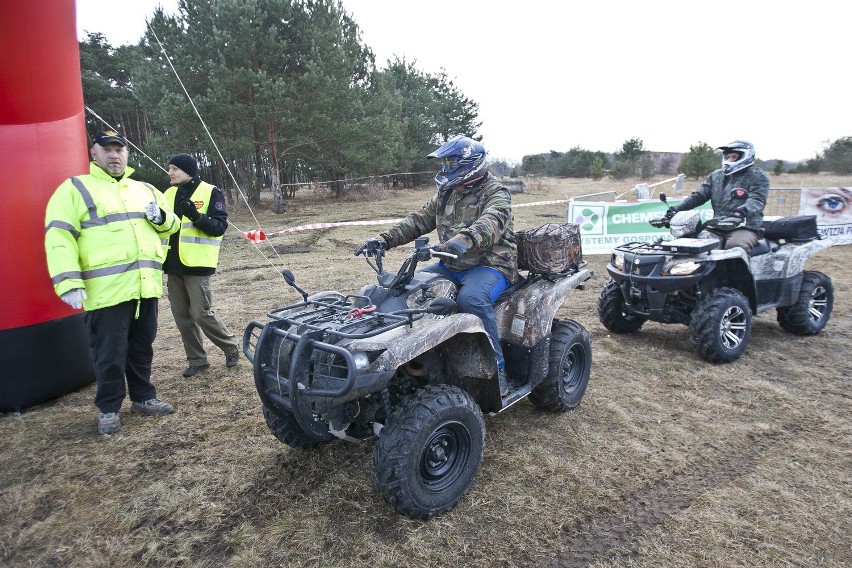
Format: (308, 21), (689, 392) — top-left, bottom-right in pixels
(1, 175), (850, 567)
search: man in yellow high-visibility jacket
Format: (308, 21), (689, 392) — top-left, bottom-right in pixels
(45, 131), (180, 434)
(162, 153), (240, 378)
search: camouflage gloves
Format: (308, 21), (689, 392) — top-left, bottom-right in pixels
(441, 235), (472, 257)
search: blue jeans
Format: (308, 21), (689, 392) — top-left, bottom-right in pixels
(424, 262), (510, 367)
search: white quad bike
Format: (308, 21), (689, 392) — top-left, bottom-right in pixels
(244, 235), (593, 518)
(598, 193), (834, 363)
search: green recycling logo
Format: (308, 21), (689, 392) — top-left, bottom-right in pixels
(572, 205), (605, 234)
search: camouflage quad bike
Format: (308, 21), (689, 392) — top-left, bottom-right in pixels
(244, 235), (592, 518)
(598, 193), (834, 363)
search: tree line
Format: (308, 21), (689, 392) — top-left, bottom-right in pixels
(81, 0), (479, 212)
(518, 138), (852, 181)
(81, 0), (852, 213)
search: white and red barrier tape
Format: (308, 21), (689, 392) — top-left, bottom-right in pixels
(243, 219), (404, 242)
(242, 199), (571, 242)
(513, 199), (570, 208)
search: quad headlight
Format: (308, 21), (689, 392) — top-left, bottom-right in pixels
(351, 350), (385, 370)
(352, 351), (371, 369)
(611, 251), (625, 270)
(665, 260), (704, 276)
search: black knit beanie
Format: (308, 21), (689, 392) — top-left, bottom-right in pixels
(168, 153), (199, 178)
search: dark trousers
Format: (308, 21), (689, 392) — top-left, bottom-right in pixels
(84, 299), (159, 413)
(425, 263), (510, 366)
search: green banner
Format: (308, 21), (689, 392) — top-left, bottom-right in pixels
(568, 199), (713, 254)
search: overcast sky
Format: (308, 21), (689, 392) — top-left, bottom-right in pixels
(76, 0), (848, 164)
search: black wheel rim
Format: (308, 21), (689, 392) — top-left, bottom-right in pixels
(561, 343), (586, 394)
(420, 421), (471, 492)
(808, 285), (829, 323)
(719, 305), (747, 349)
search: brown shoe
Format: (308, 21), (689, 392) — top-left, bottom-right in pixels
(498, 368), (509, 396)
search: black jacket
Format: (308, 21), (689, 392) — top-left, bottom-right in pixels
(678, 166), (769, 230)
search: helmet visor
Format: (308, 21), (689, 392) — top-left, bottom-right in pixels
(441, 156), (460, 172)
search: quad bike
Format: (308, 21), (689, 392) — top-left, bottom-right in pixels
(598, 193), (834, 363)
(244, 235), (593, 518)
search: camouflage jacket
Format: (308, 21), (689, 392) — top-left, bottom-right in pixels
(678, 166), (769, 230)
(381, 173), (518, 280)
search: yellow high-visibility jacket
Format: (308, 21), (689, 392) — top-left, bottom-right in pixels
(163, 181), (222, 268)
(44, 163), (180, 311)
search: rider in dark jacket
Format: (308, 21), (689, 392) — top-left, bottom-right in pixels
(670, 140), (769, 254)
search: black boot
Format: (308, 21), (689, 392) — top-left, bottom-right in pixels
(498, 367), (509, 396)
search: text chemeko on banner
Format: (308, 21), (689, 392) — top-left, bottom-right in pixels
(567, 199), (712, 255)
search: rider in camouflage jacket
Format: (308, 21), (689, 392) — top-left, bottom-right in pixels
(358, 135), (517, 395)
(380, 172), (517, 282)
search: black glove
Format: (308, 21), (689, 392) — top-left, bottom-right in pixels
(664, 206), (679, 219)
(178, 198), (201, 221)
(706, 216), (745, 231)
(354, 237), (388, 256)
(719, 215), (745, 227)
(441, 236), (470, 257)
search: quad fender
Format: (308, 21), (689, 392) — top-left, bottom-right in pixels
(701, 250), (757, 311)
(342, 312), (494, 379)
(750, 239), (831, 283)
(495, 268), (592, 347)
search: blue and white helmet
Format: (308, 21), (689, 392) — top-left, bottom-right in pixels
(427, 135), (488, 191)
(718, 140), (756, 176)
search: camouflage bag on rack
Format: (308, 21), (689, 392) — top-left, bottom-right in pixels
(516, 223), (583, 274)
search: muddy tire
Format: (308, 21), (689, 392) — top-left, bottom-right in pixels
(262, 404), (333, 449)
(777, 271), (833, 335)
(373, 385), (484, 519)
(598, 279), (645, 333)
(688, 287), (752, 363)
(530, 319), (592, 412)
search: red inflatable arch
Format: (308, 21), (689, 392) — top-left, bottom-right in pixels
(0, 0), (95, 412)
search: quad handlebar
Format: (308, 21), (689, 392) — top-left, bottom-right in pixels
(358, 236), (457, 291)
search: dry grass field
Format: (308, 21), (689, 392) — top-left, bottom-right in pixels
(2, 173), (850, 567)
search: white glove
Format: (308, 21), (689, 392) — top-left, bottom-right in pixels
(60, 289), (87, 310)
(144, 202), (163, 224)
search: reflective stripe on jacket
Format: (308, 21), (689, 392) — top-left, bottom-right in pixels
(44, 163), (180, 310)
(163, 181), (223, 268)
